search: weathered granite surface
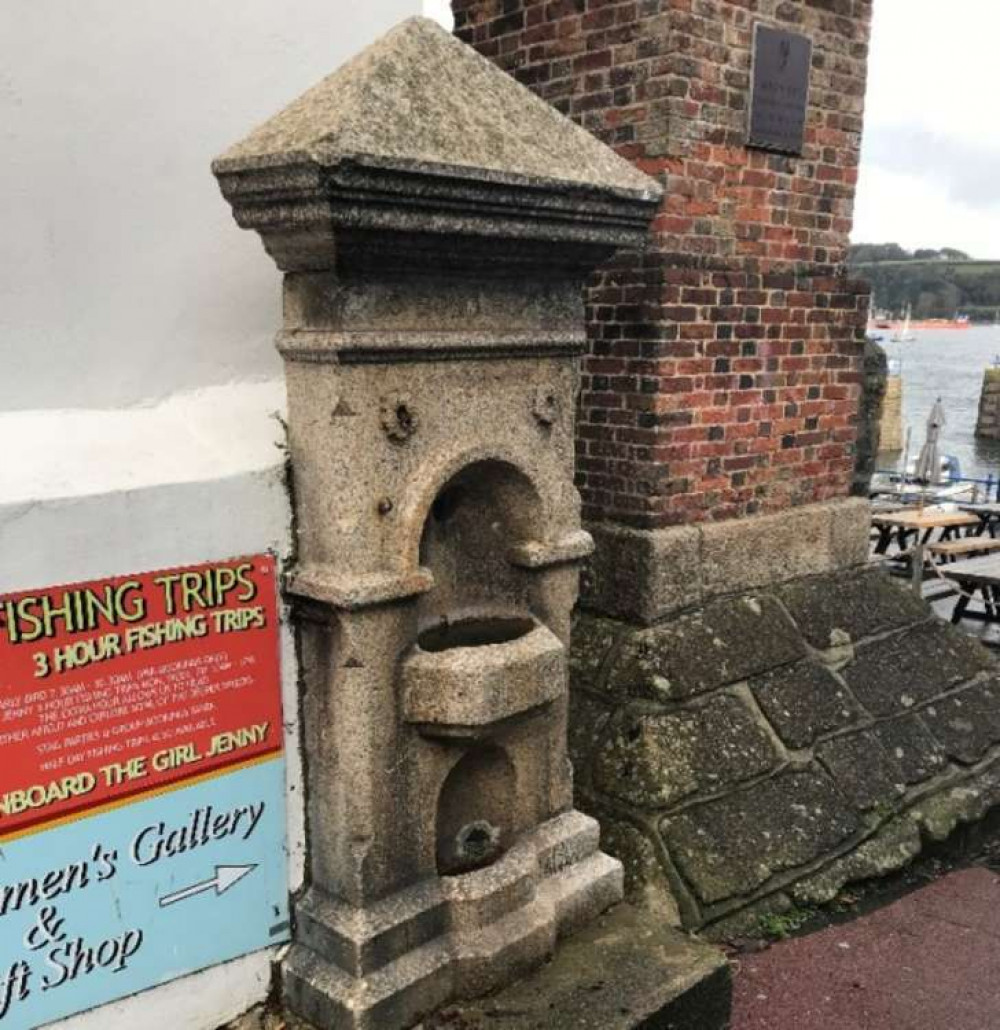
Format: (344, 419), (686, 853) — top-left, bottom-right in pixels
(592, 695), (780, 809)
(213, 17), (660, 276)
(603, 595), (804, 702)
(220, 1010), (284, 1030)
(570, 565), (1000, 934)
(214, 17), (657, 196)
(214, 16), (663, 1030)
(752, 660), (864, 749)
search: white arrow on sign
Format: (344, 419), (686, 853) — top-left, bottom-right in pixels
(159, 864), (257, 908)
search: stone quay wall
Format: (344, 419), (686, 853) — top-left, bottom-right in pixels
(453, 0), (872, 528)
(853, 337), (887, 494)
(879, 369), (903, 451)
(975, 367), (1000, 440)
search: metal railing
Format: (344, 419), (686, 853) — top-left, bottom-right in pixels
(873, 469), (1000, 503)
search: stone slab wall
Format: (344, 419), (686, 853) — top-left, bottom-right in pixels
(453, 0), (873, 528)
(569, 566), (1000, 934)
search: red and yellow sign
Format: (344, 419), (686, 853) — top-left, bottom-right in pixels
(0, 556), (282, 841)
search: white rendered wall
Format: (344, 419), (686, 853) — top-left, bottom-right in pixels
(0, 0), (427, 412)
(0, 2), (436, 1028)
(5, 384), (299, 1030)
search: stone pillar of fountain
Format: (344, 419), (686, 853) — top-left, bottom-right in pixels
(213, 18), (660, 1030)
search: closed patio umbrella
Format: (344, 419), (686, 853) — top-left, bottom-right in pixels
(913, 397), (946, 484)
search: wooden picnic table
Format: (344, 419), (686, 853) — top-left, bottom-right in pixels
(871, 509), (980, 555)
(938, 553), (1000, 623)
(871, 508), (981, 595)
(959, 502), (1000, 536)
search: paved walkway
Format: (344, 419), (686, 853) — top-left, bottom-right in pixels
(732, 867), (1000, 1030)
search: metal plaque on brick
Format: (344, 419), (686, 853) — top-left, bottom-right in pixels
(748, 24), (812, 155)
(0, 556), (288, 1029)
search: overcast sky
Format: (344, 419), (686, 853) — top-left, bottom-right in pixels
(424, 0), (452, 29)
(853, 0), (1000, 258)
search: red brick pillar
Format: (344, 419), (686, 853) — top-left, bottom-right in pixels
(454, 0), (873, 622)
(450, 7), (1000, 948)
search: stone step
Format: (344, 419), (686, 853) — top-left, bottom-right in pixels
(422, 903), (731, 1030)
(283, 934), (455, 1030)
(294, 812), (601, 978)
(533, 809), (601, 875)
(539, 850), (624, 942)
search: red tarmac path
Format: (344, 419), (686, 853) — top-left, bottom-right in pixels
(731, 867), (1000, 1030)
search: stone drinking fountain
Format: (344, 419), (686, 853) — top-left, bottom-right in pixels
(214, 17), (660, 1030)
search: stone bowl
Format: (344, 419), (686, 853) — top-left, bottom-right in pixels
(401, 615), (564, 738)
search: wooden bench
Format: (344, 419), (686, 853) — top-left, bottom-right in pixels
(927, 538), (1000, 562)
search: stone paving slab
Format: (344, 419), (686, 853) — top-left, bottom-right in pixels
(732, 867), (1000, 1030)
(423, 903), (730, 1030)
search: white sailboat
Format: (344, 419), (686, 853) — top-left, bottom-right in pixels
(890, 303), (916, 343)
(866, 293), (885, 342)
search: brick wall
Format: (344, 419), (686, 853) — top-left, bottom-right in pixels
(453, 0), (873, 528)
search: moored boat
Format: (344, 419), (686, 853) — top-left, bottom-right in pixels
(909, 315), (971, 330)
(890, 304), (916, 342)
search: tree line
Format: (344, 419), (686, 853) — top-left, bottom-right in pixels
(848, 243), (1000, 321)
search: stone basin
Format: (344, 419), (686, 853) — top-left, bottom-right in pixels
(402, 616), (564, 736)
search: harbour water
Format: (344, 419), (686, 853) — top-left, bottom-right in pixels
(876, 326), (1000, 482)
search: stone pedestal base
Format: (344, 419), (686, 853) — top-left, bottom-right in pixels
(283, 812), (622, 1030)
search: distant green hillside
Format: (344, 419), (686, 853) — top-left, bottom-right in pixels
(848, 244), (1000, 322)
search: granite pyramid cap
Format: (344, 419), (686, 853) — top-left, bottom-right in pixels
(213, 16), (661, 202)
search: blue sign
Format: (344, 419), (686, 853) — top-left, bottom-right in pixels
(0, 756), (289, 1029)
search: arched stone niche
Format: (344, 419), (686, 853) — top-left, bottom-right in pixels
(436, 744), (517, 875)
(417, 458), (543, 633)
